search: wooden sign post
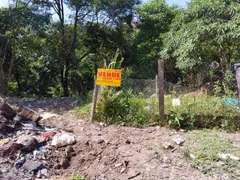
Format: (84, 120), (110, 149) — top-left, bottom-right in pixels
(90, 69), (122, 122)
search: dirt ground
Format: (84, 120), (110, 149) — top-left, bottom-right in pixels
(9, 98), (240, 180)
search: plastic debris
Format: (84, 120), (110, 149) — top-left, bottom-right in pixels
(51, 132), (76, 148)
(172, 98), (181, 107)
(218, 153), (240, 161)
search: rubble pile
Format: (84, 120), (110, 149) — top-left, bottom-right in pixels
(0, 99), (76, 180)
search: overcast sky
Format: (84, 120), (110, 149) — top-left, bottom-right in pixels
(0, 0), (190, 8)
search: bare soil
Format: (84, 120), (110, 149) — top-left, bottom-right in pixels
(8, 98), (239, 180)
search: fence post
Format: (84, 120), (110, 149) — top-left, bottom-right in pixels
(155, 75), (158, 95)
(90, 76), (99, 122)
(158, 60), (164, 118)
(236, 67), (240, 103)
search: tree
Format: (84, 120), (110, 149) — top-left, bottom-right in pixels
(0, 0), (49, 95)
(161, 0), (240, 86)
(127, 0), (175, 79)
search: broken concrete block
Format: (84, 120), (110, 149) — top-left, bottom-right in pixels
(173, 137), (185, 145)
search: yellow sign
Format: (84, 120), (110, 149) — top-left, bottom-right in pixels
(96, 69), (121, 87)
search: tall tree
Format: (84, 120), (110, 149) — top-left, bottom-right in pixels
(161, 0), (240, 86)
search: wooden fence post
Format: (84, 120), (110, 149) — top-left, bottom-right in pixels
(155, 75), (158, 95)
(236, 67), (240, 103)
(158, 60), (164, 118)
(90, 76), (99, 122)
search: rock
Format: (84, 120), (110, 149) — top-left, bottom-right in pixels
(0, 142), (23, 157)
(162, 142), (174, 149)
(17, 135), (39, 152)
(125, 140), (131, 144)
(162, 164), (169, 168)
(97, 139), (105, 144)
(218, 153), (240, 161)
(162, 157), (171, 163)
(60, 157), (70, 169)
(54, 164), (61, 169)
(65, 146), (74, 153)
(115, 163), (123, 168)
(189, 154), (196, 159)
(172, 137), (185, 145)
(51, 132), (76, 148)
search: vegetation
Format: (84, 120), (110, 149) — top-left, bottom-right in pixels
(70, 172), (85, 180)
(184, 130), (240, 179)
(1, 0), (240, 130)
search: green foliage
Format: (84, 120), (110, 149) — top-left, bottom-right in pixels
(70, 172), (85, 180)
(165, 93), (240, 131)
(161, 0), (240, 86)
(95, 88), (158, 126)
(127, 0), (175, 79)
(213, 70), (237, 97)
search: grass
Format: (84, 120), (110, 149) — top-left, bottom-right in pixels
(74, 103), (92, 118)
(183, 130), (240, 179)
(70, 172), (85, 180)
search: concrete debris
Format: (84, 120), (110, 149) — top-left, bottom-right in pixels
(172, 136), (185, 145)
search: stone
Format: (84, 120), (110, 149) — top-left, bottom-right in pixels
(162, 142), (174, 149)
(60, 157), (70, 169)
(125, 140), (131, 144)
(97, 139), (105, 144)
(189, 154), (196, 159)
(172, 137), (185, 145)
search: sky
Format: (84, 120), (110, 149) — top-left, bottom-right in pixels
(0, 0), (190, 8)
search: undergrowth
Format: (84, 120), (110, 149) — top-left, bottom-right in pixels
(74, 89), (240, 131)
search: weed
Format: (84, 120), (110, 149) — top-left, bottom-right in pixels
(184, 130), (240, 178)
(70, 172), (85, 180)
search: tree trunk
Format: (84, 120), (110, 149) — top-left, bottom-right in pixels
(0, 62), (7, 95)
(8, 43), (15, 82)
(188, 72), (194, 91)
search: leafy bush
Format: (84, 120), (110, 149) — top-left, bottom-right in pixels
(95, 87), (158, 126)
(165, 93), (240, 131)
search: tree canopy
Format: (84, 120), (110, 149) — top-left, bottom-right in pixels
(1, 0), (240, 96)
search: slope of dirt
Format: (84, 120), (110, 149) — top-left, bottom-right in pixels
(39, 112), (212, 180)
(10, 98), (219, 180)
